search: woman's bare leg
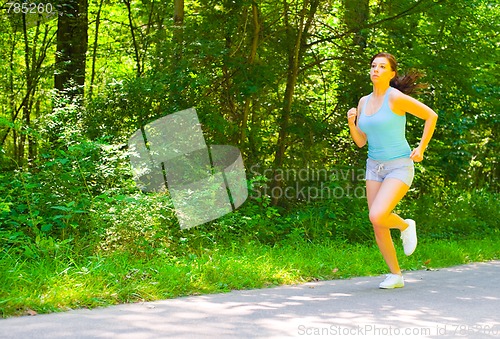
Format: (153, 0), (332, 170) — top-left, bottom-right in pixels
(366, 178), (410, 275)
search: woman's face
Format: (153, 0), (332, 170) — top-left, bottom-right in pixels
(370, 57), (396, 84)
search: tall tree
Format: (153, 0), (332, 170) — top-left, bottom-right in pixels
(54, 0), (89, 96)
(173, 0), (184, 60)
(0, 11), (55, 165)
(170, 0), (187, 109)
(88, 0), (105, 100)
(343, 0), (369, 48)
(239, 1), (261, 146)
(335, 0), (371, 167)
(271, 0), (320, 205)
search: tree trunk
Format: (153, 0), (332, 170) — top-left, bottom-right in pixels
(19, 14), (42, 166)
(170, 0), (186, 109)
(239, 1), (260, 146)
(173, 0), (184, 59)
(89, 0), (104, 100)
(342, 0), (369, 48)
(123, 0), (141, 77)
(54, 0), (88, 96)
(338, 0), (370, 124)
(271, 0), (319, 206)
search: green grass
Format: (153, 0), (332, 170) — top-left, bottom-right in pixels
(1, 236), (499, 318)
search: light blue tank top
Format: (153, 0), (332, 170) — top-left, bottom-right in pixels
(358, 87), (411, 161)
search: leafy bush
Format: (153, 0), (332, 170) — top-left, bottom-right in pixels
(0, 94), (137, 258)
(400, 187), (500, 240)
(89, 193), (179, 257)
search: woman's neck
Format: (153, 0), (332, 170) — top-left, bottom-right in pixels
(372, 83), (391, 97)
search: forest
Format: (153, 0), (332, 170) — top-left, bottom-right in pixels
(0, 0), (498, 316)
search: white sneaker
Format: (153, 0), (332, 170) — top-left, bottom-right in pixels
(401, 219), (417, 256)
(379, 274), (405, 289)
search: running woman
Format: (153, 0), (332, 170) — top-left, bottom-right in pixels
(347, 52), (438, 289)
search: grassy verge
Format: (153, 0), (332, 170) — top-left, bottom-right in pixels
(1, 236), (499, 318)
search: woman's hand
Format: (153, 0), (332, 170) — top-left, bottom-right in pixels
(410, 146), (424, 162)
(347, 108), (357, 126)
(347, 101), (367, 148)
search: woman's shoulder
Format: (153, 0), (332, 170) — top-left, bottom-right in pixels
(388, 87), (407, 105)
(358, 94), (371, 106)
(389, 86), (404, 97)
(389, 87), (415, 103)
(389, 87), (417, 106)
(388, 86), (418, 115)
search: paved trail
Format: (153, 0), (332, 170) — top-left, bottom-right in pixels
(1, 261), (499, 338)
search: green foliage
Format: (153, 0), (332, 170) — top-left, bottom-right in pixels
(0, 95), (135, 257)
(401, 187), (500, 240)
(0, 0), (498, 319)
(90, 193), (179, 257)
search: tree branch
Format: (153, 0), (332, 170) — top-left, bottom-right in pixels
(308, 0), (443, 47)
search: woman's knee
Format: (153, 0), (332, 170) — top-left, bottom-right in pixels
(369, 210), (389, 226)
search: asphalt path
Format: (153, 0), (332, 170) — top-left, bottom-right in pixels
(1, 260), (499, 339)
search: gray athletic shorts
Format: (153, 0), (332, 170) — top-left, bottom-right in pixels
(365, 157), (414, 187)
